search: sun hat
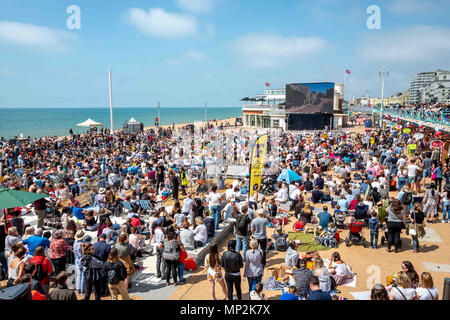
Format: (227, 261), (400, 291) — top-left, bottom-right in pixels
(99, 187), (106, 194)
(75, 230), (85, 241)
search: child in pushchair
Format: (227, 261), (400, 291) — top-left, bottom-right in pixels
(334, 205), (347, 229)
(345, 217), (369, 247)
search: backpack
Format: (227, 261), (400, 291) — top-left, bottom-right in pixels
(33, 261), (46, 282)
(294, 221), (305, 231)
(107, 269), (120, 285)
(401, 192), (412, 205)
(275, 235), (288, 251)
(235, 215), (248, 235)
(163, 239), (180, 261)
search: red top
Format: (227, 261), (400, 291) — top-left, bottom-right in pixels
(179, 250), (187, 263)
(131, 217), (141, 228)
(32, 290), (46, 300)
(29, 256), (53, 285)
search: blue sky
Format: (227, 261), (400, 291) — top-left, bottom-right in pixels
(0, 0), (449, 108)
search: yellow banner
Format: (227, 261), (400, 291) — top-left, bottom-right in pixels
(249, 134), (268, 197)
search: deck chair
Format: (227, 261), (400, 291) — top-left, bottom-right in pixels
(122, 201), (134, 213)
(139, 200), (155, 213)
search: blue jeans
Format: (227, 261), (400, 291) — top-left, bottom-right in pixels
(178, 262), (185, 282)
(443, 201), (450, 221)
(412, 236), (419, 251)
(370, 230), (378, 248)
(236, 235), (249, 262)
(76, 265), (86, 294)
(398, 177), (406, 191)
(247, 275), (263, 292)
(210, 206), (221, 230)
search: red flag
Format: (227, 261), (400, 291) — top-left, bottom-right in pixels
(346, 69), (351, 74)
(265, 82), (271, 87)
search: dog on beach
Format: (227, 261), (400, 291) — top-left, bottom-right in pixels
(303, 223), (316, 234)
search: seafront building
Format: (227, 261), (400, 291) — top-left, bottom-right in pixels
(241, 88), (287, 129)
(423, 70), (450, 104)
(241, 83), (345, 130)
(410, 69), (450, 104)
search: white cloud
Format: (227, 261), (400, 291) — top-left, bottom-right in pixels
(127, 8), (198, 39)
(0, 21), (75, 52)
(185, 50), (207, 60)
(176, 0), (217, 14)
(388, 0), (433, 14)
(358, 25), (450, 63)
(229, 32), (327, 68)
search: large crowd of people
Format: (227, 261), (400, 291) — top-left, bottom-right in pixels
(0, 115), (448, 300)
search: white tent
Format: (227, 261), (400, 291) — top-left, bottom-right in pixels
(128, 117), (138, 123)
(76, 118), (103, 127)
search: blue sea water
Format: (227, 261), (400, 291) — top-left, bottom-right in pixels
(0, 107), (241, 139)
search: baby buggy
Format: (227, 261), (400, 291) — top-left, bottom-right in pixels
(345, 220), (369, 248)
(334, 211), (347, 229)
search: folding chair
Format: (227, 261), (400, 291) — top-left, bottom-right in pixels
(139, 200), (154, 213)
(122, 201), (134, 213)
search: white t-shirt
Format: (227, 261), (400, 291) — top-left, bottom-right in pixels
(407, 164), (420, 177)
(416, 287), (439, 300)
(207, 192), (222, 207)
(152, 228), (164, 245)
(332, 262), (348, 277)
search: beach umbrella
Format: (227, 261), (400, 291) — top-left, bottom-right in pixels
(0, 188), (48, 210)
(76, 118), (103, 127)
(277, 169), (301, 184)
(240, 97), (250, 101)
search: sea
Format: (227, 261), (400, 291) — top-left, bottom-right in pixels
(0, 107), (242, 139)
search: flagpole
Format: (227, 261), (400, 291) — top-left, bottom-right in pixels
(344, 71), (347, 103)
(108, 65), (114, 136)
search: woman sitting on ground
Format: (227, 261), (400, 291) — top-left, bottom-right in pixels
(401, 261), (420, 289)
(389, 271), (418, 300)
(315, 222), (338, 248)
(179, 219), (195, 251)
(369, 283), (389, 300)
(7, 245), (27, 287)
(322, 185), (332, 202)
(83, 210), (98, 231)
(193, 216), (208, 248)
(416, 272), (439, 300)
(328, 252), (352, 286)
(314, 258), (332, 294)
(296, 202), (313, 224)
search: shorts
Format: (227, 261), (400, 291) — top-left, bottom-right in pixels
(407, 176), (416, 184)
(423, 169), (431, 178)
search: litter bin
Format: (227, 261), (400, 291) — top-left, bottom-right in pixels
(365, 120), (372, 128)
(443, 277), (450, 300)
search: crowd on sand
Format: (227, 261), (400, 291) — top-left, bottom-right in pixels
(0, 118), (448, 300)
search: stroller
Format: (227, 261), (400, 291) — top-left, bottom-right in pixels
(334, 211), (347, 229)
(345, 220), (369, 248)
(44, 204), (62, 228)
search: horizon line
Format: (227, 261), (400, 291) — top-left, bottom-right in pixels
(0, 106), (241, 109)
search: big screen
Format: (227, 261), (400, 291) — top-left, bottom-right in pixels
(285, 82), (334, 113)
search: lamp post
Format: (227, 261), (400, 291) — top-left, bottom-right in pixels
(378, 66), (389, 128)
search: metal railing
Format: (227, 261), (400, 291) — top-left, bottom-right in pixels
(346, 106), (450, 127)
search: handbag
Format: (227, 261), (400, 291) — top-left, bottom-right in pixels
(431, 169), (437, 180)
